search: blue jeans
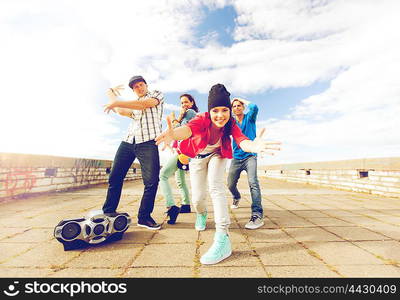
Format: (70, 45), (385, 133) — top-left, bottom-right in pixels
(102, 140), (160, 221)
(227, 155), (263, 217)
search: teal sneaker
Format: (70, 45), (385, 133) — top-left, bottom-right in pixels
(195, 212), (207, 231)
(200, 232), (232, 265)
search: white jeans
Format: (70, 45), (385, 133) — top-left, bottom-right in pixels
(189, 153), (230, 233)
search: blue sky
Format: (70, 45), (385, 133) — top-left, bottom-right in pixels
(195, 5), (237, 47)
(0, 0), (399, 165)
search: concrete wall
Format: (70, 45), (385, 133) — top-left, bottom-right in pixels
(260, 157), (400, 198)
(0, 153), (141, 200)
(3, 153), (399, 200)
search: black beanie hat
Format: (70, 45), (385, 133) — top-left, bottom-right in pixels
(208, 84), (231, 112)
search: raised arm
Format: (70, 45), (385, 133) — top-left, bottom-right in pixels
(247, 102), (259, 121)
(155, 116), (192, 150)
(239, 128), (281, 155)
(107, 98), (160, 111)
(102, 86), (134, 118)
(104, 97), (159, 113)
(115, 108), (135, 118)
(103, 86), (162, 113)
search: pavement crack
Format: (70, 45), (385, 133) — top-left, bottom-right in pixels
(193, 232), (202, 278)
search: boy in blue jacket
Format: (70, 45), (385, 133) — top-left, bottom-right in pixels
(228, 98), (264, 229)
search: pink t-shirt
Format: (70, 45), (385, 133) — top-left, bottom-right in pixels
(178, 112), (249, 159)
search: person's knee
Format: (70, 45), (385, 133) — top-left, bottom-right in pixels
(227, 179), (236, 190)
(159, 169), (169, 181)
(209, 182), (224, 195)
(143, 177), (159, 189)
(176, 180), (185, 189)
(248, 178), (260, 189)
(108, 171), (124, 185)
(227, 170), (240, 185)
(143, 168), (160, 182)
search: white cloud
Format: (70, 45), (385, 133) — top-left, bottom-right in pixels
(233, 0), (353, 41)
(164, 103), (181, 111)
(236, 0), (400, 163)
(0, 0), (204, 159)
(0, 0), (399, 164)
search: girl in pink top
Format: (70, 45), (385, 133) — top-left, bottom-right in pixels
(156, 84), (280, 265)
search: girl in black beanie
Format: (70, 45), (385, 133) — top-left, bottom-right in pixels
(156, 83), (281, 264)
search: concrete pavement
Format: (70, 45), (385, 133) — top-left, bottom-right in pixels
(1, 176), (400, 278)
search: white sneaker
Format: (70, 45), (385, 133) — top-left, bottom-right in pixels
(245, 215), (264, 229)
(200, 232), (232, 265)
(230, 198), (240, 209)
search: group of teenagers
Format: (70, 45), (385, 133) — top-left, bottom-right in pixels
(102, 75), (280, 265)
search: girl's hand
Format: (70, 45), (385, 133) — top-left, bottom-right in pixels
(155, 115), (175, 150)
(179, 107), (188, 115)
(252, 128), (281, 155)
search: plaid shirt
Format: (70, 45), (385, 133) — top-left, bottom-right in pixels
(124, 90), (164, 144)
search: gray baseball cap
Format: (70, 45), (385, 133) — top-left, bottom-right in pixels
(128, 75), (146, 89)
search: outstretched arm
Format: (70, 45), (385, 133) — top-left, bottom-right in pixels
(247, 103), (259, 121)
(155, 116), (192, 150)
(239, 128), (281, 155)
(105, 98), (159, 112)
(103, 85), (134, 118)
(103, 85), (161, 113)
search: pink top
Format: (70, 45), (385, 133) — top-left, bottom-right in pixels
(178, 112), (249, 159)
